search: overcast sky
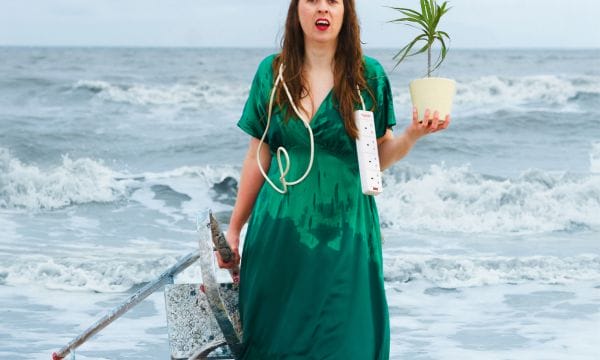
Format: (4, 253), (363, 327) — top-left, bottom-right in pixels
(0, 0), (599, 48)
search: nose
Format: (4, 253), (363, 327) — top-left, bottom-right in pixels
(317, 0), (329, 13)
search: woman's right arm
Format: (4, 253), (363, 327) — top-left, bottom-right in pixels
(217, 137), (271, 268)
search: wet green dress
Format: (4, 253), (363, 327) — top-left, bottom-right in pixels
(237, 54), (396, 360)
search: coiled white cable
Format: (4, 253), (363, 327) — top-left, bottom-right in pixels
(257, 65), (367, 194)
(257, 64), (315, 194)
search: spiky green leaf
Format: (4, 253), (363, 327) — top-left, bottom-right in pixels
(389, 0), (452, 72)
(430, 33), (449, 73)
(388, 6), (424, 18)
(389, 16), (429, 30)
(392, 34), (429, 68)
(421, 0), (432, 21)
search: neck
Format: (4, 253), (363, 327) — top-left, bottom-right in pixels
(303, 40), (337, 71)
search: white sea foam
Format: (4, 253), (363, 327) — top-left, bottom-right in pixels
(129, 164), (240, 218)
(0, 148), (131, 210)
(392, 74), (600, 115)
(2, 251), (597, 291)
(383, 253), (600, 287)
(75, 74), (599, 115)
(73, 79), (248, 107)
(591, 142), (600, 173)
(0, 148), (241, 212)
(386, 280), (600, 360)
(140, 164), (239, 187)
(457, 75), (577, 106)
(1, 254), (181, 292)
(133, 163), (600, 235)
(0, 284), (168, 359)
(377, 164), (600, 234)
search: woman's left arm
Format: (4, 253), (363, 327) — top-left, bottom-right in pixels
(377, 108), (451, 171)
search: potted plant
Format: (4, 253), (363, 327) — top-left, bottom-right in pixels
(390, 0), (455, 123)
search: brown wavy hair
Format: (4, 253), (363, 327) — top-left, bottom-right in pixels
(273, 0), (373, 139)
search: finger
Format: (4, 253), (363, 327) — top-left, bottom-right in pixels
(430, 111), (440, 131)
(219, 261), (233, 269)
(232, 272), (240, 284)
(440, 114), (451, 130)
(230, 253), (239, 266)
(432, 114), (450, 133)
(215, 252), (231, 268)
(412, 107), (419, 125)
(421, 109), (430, 128)
(231, 248), (240, 261)
(215, 251), (226, 263)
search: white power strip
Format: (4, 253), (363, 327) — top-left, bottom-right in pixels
(354, 110), (383, 195)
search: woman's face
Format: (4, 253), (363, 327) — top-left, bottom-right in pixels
(298, 0), (345, 45)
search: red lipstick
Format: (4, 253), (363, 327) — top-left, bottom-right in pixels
(315, 18), (330, 31)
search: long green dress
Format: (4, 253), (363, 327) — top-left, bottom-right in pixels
(237, 54), (396, 360)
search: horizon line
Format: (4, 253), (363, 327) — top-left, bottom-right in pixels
(0, 44), (598, 51)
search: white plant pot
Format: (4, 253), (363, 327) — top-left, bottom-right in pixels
(409, 77), (456, 122)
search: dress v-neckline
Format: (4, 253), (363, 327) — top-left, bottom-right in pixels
(304, 88), (333, 127)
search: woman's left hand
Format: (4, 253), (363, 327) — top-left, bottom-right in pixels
(377, 107), (452, 170)
(405, 107), (451, 141)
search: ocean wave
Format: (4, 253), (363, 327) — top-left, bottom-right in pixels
(0, 148), (131, 210)
(2, 252), (597, 291)
(377, 164), (600, 234)
(0, 255), (182, 292)
(392, 74), (600, 115)
(72, 74), (600, 115)
(73, 79), (249, 107)
(0, 148), (241, 211)
(138, 164), (240, 186)
(130, 165), (241, 214)
(383, 253), (600, 287)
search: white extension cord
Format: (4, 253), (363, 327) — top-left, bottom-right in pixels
(354, 108), (383, 196)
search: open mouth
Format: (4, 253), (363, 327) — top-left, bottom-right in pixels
(315, 18), (330, 31)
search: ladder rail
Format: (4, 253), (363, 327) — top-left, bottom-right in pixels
(52, 250), (201, 360)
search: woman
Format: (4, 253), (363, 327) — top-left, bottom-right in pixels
(217, 0), (450, 358)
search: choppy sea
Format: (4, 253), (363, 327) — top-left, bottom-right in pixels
(0, 47), (599, 359)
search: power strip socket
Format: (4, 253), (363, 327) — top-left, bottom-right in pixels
(354, 110), (382, 195)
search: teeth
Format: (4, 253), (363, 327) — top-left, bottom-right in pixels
(316, 20), (329, 26)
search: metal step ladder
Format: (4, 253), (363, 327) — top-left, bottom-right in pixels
(52, 210), (242, 360)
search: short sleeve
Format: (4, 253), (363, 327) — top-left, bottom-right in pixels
(376, 71), (396, 138)
(237, 55), (275, 140)
(364, 57), (397, 138)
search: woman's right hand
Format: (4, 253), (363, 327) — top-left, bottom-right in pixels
(215, 230), (241, 270)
